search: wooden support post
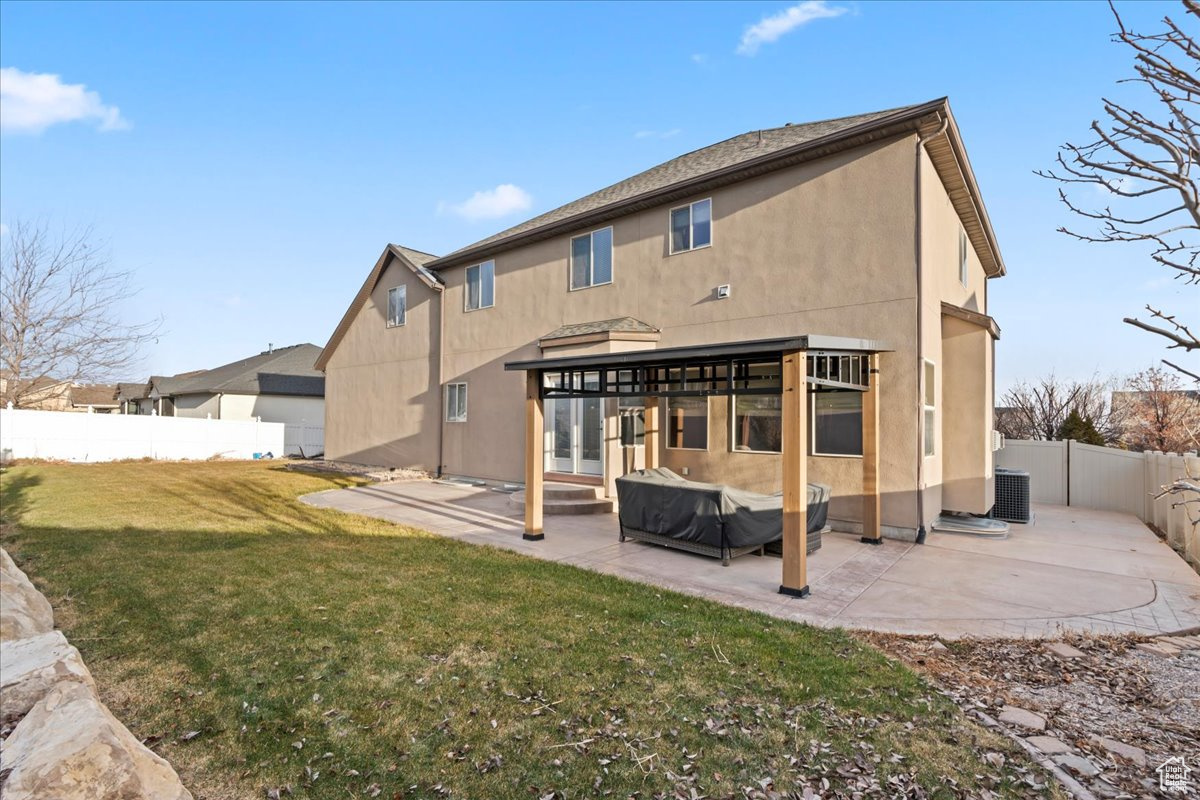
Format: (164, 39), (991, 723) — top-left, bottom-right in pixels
(643, 397), (660, 470)
(524, 371), (544, 540)
(861, 354), (882, 544)
(780, 349), (809, 597)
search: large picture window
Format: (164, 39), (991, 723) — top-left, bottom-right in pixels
(732, 395), (781, 453)
(666, 397), (708, 450)
(812, 392), (862, 457)
(387, 285), (406, 327)
(570, 227), (613, 290)
(465, 261), (495, 311)
(446, 382), (467, 423)
(669, 198), (712, 254)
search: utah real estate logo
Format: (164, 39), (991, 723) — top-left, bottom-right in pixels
(1157, 756), (1192, 793)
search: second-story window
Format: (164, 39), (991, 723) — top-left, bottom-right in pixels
(670, 198), (712, 254)
(959, 230), (969, 287)
(387, 285), (406, 327)
(570, 227), (613, 290)
(465, 261), (495, 311)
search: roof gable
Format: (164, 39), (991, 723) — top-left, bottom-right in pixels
(315, 244), (444, 371)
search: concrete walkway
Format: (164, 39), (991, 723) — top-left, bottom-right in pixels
(301, 481), (1200, 639)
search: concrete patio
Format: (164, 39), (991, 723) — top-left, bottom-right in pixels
(301, 480), (1200, 639)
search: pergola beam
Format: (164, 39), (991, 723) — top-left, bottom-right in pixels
(779, 349), (809, 597)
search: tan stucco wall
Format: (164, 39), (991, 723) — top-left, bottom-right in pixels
(324, 133), (1001, 536)
(323, 256), (443, 470)
(941, 316), (994, 512)
(433, 135), (924, 529)
(919, 148), (995, 519)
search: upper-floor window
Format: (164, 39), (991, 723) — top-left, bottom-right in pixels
(570, 227), (613, 290)
(958, 230), (969, 287)
(465, 261), (495, 311)
(387, 285), (407, 327)
(669, 198), (712, 254)
(446, 382), (467, 422)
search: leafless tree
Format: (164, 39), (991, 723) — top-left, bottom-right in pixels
(0, 220), (162, 408)
(997, 374), (1126, 443)
(1117, 365), (1200, 452)
(1037, 1), (1199, 382)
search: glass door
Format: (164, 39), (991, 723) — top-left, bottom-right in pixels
(546, 374), (604, 476)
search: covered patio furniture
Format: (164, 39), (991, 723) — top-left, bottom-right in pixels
(616, 467), (831, 565)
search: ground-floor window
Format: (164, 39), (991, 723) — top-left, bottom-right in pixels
(812, 392), (862, 457)
(618, 398), (645, 446)
(731, 395), (781, 452)
(666, 397), (707, 450)
(923, 360), (936, 456)
(445, 382), (467, 422)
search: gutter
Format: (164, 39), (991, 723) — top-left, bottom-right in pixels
(914, 114), (948, 545)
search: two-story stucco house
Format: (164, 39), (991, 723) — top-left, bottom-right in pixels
(318, 98), (1005, 552)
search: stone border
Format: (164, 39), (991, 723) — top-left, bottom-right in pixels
(0, 547), (193, 799)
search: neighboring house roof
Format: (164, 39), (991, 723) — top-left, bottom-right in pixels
(69, 384), (119, 407)
(315, 244), (444, 371)
(541, 317), (659, 341)
(427, 98), (1006, 279)
(115, 382), (151, 401)
(154, 344), (326, 398)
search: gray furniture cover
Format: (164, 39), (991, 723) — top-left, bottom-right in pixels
(615, 468), (830, 563)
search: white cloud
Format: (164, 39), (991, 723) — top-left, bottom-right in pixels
(441, 184), (532, 221)
(0, 223), (8, 237)
(634, 128), (682, 140)
(737, 1), (848, 56)
(0, 67), (130, 134)
(691, 53), (708, 65)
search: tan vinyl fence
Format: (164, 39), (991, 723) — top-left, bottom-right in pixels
(997, 439), (1199, 570)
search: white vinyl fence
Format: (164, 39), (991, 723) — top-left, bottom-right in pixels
(0, 408), (286, 463)
(998, 439), (1199, 569)
(284, 424), (325, 459)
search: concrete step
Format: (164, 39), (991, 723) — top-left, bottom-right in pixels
(542, 481), (605, 500)
(509, 488), (613, 515)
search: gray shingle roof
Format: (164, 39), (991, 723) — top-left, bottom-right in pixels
(542, 317), (659, 341)
(435, 102), (931, 267)
(156, 344), (325, 398)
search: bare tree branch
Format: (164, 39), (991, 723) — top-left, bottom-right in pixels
(0, 220), (163, 408)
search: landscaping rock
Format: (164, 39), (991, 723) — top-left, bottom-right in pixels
(1024, 735), (1072, 755)
(1053, 754), (1101, 778)
(1043, 641), (1085, 659)
(1089, 735), (1147, 767)
(0, 548), (54, 641)
(998, 705), (1046, 731)
(0, 681), (193, 800)
(1, 630), (95, 726)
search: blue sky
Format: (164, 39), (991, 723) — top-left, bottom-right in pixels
(1, 0), (1192, 392)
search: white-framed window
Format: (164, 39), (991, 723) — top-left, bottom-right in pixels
(445, 382), (467, 423)
(923, 360), (936, 456)
(812, 392), (863, 457)
(666, 396), (708, 450)
(387, 285), (407, 327)
(959, 229), (969, 287)
(569, 227), (613, 290)
(465, 261), (495, 311)
(669, 198), (712, 254)
(731, 394), (781, 453)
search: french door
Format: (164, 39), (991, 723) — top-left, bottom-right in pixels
(547, 375), (604, 476)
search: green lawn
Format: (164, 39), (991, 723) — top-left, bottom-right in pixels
(0, 461), (1056, 799)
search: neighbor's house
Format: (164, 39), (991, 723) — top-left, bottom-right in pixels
(1, 375), (118, 413)
(119, 344), (325, 455)
(318, 98), (1005, 541)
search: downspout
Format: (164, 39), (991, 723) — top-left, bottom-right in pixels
(436, 280), (446, 478)
(914, 114), (948, 545)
